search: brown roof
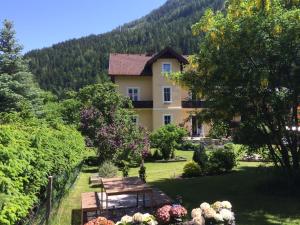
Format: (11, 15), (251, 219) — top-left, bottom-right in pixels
(109, 53), (151, 76)
(108, 47), (189, 76)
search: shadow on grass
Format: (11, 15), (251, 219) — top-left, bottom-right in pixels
(81, 167), (98, 174)
(71, 209), (81, 225)
(149, 165), (300, 225)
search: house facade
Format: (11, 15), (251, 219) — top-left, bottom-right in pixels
(109, 47), (210, 137)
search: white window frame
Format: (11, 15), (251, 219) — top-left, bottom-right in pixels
(162, 86), (172, 103)
(132, 115), (139, 126)
(163, 114), (172, 125)
(161, 62), (172, 73)
(127, 87), (140, 101)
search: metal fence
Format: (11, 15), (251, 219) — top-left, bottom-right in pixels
(21, 163), (83, 225)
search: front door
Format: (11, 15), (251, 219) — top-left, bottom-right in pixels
(192, 116), (202, 136)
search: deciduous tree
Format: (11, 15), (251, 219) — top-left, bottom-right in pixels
(176, 0), (300, 176)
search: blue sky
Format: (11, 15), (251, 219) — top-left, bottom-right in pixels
(0, 0), (167, 53)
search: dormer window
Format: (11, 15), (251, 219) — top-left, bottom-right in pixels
(127, 87), (139, 101)
(162, 63), (172, 73)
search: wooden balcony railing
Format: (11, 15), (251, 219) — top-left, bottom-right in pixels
(181, 100), (205, 108)
(132, 101), (153, 108)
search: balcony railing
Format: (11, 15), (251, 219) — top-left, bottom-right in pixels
(132, 101), (153, 108)
(182, 100), (205, 108)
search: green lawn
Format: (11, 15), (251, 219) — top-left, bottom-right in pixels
(50, 150), (300, 225)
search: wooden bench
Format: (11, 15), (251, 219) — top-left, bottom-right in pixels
(81, 192), (101, 225)
(90, 174), (101, 185)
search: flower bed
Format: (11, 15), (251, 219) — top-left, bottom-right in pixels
(84, 201), (235, 225)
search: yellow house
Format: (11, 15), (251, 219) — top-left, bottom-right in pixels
(109, 47), (210, 137)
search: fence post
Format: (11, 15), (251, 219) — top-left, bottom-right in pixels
(46, 176), (53, 225)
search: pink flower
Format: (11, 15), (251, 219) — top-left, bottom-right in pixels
(169, 205), (187, 218)
(156, 205), (172, 223)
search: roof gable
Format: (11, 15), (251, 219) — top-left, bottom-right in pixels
(108, 47), (188, 76)
(146, 47), (189, 66)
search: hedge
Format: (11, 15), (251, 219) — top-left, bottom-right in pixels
(0, 120), (86, 225)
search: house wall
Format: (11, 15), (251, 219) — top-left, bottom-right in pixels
(134, 109), (153, 131)
(152, 58), (182, 109)
(114, 76), (152, 101)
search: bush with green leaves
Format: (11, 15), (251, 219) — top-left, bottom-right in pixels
(192, 144), (209, 171)
(183, 161), (202, 177)
(208, 148), (237, 174)
(98, 161), (118, 178)
(180, 141), (200, 151)
(0, 117), (85, 225)
(150, 124), (188, 159)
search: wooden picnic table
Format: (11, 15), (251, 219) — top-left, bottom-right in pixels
(100, 177), (154, 212)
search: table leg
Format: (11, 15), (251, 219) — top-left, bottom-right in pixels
(106, 194), (109, 217)
(136, 192), (139, 207)
(81, 209), (83, 225)
(101, 190), (103, 212)
(143, 192), (145, 208)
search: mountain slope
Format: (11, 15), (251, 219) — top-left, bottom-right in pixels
(25, 0), (224, 96)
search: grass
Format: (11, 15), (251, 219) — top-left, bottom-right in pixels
(50, 150), (300, 225)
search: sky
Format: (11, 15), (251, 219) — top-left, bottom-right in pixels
(0, 0), (167, 53)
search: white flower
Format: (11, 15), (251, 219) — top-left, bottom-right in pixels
(121, 215), (133, 224)
(192, 216), (204, 225)
(191, 208), (202, 218)
(220, 209), (234, 221)
(142, 213), (157, 225)
(203, 208), (216, 219)
(200, 202), (210, 210)
(133, 213), (144, 223)
(221, 201), (232, 209)
(212, 201), (223, 212)
(213, 213), (224, 222)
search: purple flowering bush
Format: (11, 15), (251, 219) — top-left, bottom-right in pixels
(79, 83), (150, 164)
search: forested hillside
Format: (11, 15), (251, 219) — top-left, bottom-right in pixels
(25, 0), (224, 96)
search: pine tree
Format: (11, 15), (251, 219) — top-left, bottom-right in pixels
(0, 19), (26, 74)
(0, 19), (42, 113)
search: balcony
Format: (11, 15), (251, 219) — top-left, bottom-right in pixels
(182, 100), (205, 108)
(132, 101), (153, 108)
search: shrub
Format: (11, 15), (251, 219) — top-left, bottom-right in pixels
(150, 124), (188, 159)
(139, 164), (146, 182)
(121, 164), (130, 177)
(180, 141), (200, 151)
(98, 161), (118, 178)
(192, 144), (209, 171)
(152, 149), (163, 160)
(183, 161), (202, 177)
(208, 148), (237, 174)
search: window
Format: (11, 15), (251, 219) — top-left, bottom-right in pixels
(132, 115), (139, 126)
(164, 114), (172, 125)
(127, 87), (139, 101)
(163, 87), (172, 103)
(162, 63), (172, 73)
